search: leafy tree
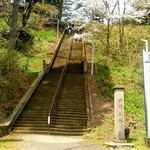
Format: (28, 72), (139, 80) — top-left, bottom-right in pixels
(83, 0), (119, 51)
(48, 0), (63, 20)
(134, 0), (150, 24)
(0, 0), (9, 14)
(84, 0), (136, 52)
(102, 0), (119, 51)
(19, 0), (37, 28)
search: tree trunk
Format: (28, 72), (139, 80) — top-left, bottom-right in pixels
(106, 19), (111, 51)
(58, 0), (63, 20)
(22, 9), (32, 28)
(119, 18), (124, 52)
(118, 0), (125, 52)
(8, 0), (19, 51)
(21, 0), (33, 28)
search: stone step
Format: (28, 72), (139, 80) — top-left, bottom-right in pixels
(25, 97), (51, 101)
(60, 96), (85, 99)
(51, 115), (87, 121)
(54, 108), (86, 112)
(51, 120), (87, 125)
(14, 123), (47, 127)
(49, 124), (87, 129)
(24, 99), (51, 105)
(56, 105), (86, 108)
(56, 105), (86, 109)
(58, 99), (86, 102)
(12, 130), (48, 134)
(48, 127), (87, 133)
(18, 114), (48, 118)
(21, 110), (49, 114)
(57, 103), (86, 106)
(52, 113), (87, 118)
(51, 116), (87, 122)
(25, 100), (52, 104)
(53, 111), (86, 115)
(15, 120), (48, 124)
(48, 131), (85, 136)
(23, 106), (50, 110)
(57, 103), (86, 107)
(62, 87), (84, 90)
(13, 127), (48, 131)
(60, 94), (85, 98)
(61, 89), (85, 92)
(25, 103), (51, 107)
(58, 98), (86, 102)
(16, 117), (47, 121)
(20, 111), (49, 115)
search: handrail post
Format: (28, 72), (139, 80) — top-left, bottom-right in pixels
(48, 116), (50, 125)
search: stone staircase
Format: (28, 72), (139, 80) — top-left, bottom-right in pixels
(12, 39), (88, 136)
(12, 74), (60, 134)
(48, 61), (87, 135)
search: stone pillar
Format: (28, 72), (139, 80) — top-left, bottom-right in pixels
(113, 85), (126, 143)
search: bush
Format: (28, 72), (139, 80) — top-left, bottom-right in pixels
(0, 49), (30, 118)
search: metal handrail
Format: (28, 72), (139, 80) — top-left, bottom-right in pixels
(48, 34), (72, 128)
(47, 29), (66, 73)
(48, 65), (67, 126)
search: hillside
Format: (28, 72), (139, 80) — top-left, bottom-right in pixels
(83, 22), (148, 149)
(0, 16), (58, 121)
(0, 9), (149, 149)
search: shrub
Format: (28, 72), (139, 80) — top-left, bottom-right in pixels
(0, 49), (30, 118)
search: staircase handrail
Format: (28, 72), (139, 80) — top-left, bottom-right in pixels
(48, 65), (67, 126)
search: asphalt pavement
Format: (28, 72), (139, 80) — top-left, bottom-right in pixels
(15, 134), (109, 150)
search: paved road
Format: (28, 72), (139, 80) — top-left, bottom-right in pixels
(11, 134), (109, 150)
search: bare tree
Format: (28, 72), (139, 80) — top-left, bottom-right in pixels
(102, 0), (119, 51)
(118, 0), (126, 52)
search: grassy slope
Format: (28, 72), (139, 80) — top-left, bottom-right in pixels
(0, 24), (57, 150)
(84, 24), (149, 149)
(0, 17), (57, 118)
(23, 29), (57, 77)
(0, 21), (149, 149)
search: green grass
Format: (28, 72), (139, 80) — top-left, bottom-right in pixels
(84, 24), (148, 149)
(24, 29), (56, 77)
(18, 28), (57, 77)
(94, 61), (146, 148)
(0, 138), (20, 149)
(28, 28), (56, 42)
(0, 26), (57, 118)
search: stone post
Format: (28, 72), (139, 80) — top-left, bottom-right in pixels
(113, 85), (126, 143)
